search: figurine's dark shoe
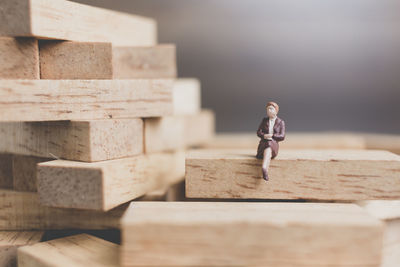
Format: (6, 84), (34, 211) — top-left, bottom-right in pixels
(262, 168), (269, 181)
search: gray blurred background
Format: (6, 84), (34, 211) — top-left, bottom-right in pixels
(75, 0), (400, 134)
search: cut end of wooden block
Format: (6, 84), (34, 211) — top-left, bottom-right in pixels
(185, 149), (400, 200)
(18, 234), (119, 267)
(0, 37), (39, 79)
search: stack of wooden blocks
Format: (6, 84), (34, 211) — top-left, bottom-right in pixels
(0, 1), (399, 267)
(0, 0), (215, 266)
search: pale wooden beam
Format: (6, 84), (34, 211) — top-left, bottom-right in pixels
(0, 189), (126, 230)
(37, 151), (185, 211)
(0, 0), (156, 46)
(0, 79), (173, 122)
(144, 110), (215, 153)
(121, 202), (383, 267)
(0, 231), (43, 267)
(18, 234), (118, 267)
(186, 149), (400, 200)
(172, 79), (201, 115)
(40, 42), (176, 79)
(0, 37), (39, 79)
(0, 119), (143, 162)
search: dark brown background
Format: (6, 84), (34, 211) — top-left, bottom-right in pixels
(75, 0), (400, 134)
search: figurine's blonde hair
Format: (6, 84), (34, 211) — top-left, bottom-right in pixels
(266, 101), (279, 114)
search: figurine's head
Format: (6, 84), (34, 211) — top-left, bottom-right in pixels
(266, 102), (279, 118)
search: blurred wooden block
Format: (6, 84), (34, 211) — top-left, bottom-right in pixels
(204, 132), (400, 155)
(0, 0), (156, 46)
(184, 110), (215, 147)
(173, 79), (201, 115)
(38, 151), (185, 211)
(186, 149), (400, 200)
(359, 201), (400, 267)
(0, 119), (143, 162)
(40, 41), (113, 79)
(364, 133), (400, 155)
(13, 155), (52, 192)
(113, 45), (176, 79)
(144, 110), (215, 153)
(0, 154), (13, 189)
(139, 181), (186, 202)
(18, 234), (118, 267)
(40, 42), (176, 79)
(204, 132), (366, 150)
(0, 80), (173, 122)
(121, 202), (383, 267)
(0, 37), (39, 79)
(0, 231), (43, 267)
(0, 189), (126, 230)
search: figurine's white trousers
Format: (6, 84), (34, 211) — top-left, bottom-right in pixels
(262, 147), (272, 170)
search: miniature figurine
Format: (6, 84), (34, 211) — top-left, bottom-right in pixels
(256, 101), (285, 181)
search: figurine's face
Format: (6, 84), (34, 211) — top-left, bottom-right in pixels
(266, 106), (277, 118)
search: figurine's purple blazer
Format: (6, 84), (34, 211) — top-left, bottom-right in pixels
(256, 117), (286, 159)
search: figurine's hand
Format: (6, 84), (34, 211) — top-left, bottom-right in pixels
(264, 134), (273, 139)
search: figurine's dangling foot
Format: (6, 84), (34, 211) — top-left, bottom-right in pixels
(262, 167), (269, 181)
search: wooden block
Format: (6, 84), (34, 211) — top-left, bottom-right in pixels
(0, 37), (39, 79)
(184, 110), (215, 147)
(364, 133), (400, 155)
(0, 154), (13, 189)
(0, 189), (126, 230)
(13, 155), (52, 192)
(121, 202), (383, 267)
(40, 42), (176, 79)
(204, 132), (366, 150)
(0, 231), (43, 267)
(37, 151), (185, 211)
(359, 201), (400, 267)
(113, 45), (177, 79)
(0, 79), (173, 122)
(18, 234), (118, 267)
(359, 200), (400, 221)
(144, 110), (215, 153)
(186, 149), (400, 200)
(40, 41), (113, 79)
(173, 79), (201, 115)
(0, 119), (143, 162)
(0, 0), (156, 46)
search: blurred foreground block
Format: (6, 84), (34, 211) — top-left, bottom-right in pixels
(186, 149), (400, 200)
(18, 234), (118, 267)
(0, 231), (43, 267)
(359, 201), (400, 267)
(121, 202), (383, 267)
(0, 189), (126, 230)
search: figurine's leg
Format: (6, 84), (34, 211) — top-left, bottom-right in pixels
(262, 147), (272, 181)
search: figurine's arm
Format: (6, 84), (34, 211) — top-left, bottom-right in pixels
(256, 118), (266, 138)
(273, 120), (285, 142)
